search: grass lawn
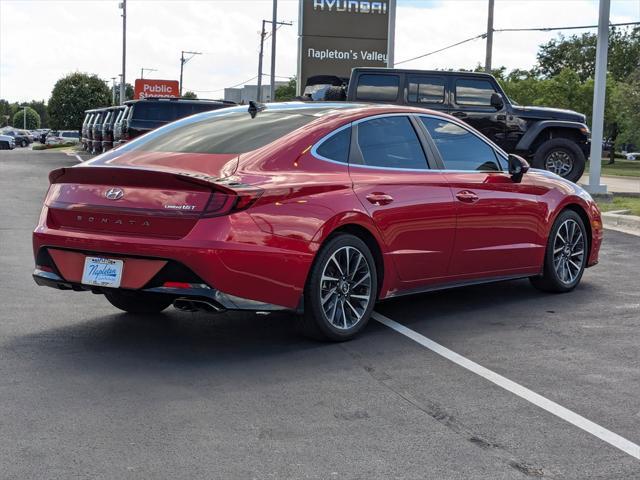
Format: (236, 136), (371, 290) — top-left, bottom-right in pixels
(597, 196), (640, 216)
(586, 159), (640, 178)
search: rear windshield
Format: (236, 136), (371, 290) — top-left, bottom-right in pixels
(121, 108), (320, 154)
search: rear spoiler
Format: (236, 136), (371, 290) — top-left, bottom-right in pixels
(48, 166), (248, 194)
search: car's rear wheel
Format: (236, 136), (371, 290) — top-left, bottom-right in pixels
(20, 139), (27, 148)
(532, 138), (586, 183)
(530, 210), (587, 293)
(299, 234), (377, 341)
(104, 290), (173, 314)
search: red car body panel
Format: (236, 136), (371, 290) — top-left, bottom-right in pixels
(33, 103), (602, 312)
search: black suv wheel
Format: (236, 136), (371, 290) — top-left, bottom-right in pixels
(532, 138), (586, 183)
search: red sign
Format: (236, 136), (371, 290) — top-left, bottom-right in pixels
(134, 79), (180, 99)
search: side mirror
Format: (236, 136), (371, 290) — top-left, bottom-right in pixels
(508, 154), (529, 183)
(490, 92), (504, 110)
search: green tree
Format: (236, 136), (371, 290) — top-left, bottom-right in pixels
(26, 100), (49, 128)
(182, 91), (198, 99)
(537, 26), (640, 82)
(48, 72), (111, 129)
(12, 107), (41, 129)
(275, 77), (297, 101)
(612, 68), (640, 149)
(114, 83), (134, 105)
(0, 99), (12, 127)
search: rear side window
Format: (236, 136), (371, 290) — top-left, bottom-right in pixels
(455, 79), (496, 106)
(315, 127), (351, 163)
(356, 116), (428, 170)
(408, 75), (446, 104)
(420, 117), (502, 171)
(131, 103), (174, 121)
(356, 74), (399, 102)
(124, 109), (319, 154)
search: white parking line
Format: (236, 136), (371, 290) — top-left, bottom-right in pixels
(372, 311), (640, 460)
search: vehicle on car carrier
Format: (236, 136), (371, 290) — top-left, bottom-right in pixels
(304, 68), (591, 183)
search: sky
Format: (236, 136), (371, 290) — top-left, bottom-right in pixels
(0, 0), (639, 103)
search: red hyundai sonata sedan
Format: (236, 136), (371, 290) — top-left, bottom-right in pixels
(33, 102), (602, 341)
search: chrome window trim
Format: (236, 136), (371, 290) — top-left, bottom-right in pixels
(311, 112), (510, 174)
(310, 123), (352, 165)
(416, 113), (510, 173)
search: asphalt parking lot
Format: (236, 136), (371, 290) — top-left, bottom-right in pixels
(1, 149), (639, 479)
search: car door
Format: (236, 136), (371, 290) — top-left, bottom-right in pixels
(348, 114), (456, 286)
(418, 115), (549, 278)
(450, 76), (508, 149)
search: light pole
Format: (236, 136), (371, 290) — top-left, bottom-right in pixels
(386, 0), (396, 67)
(19, 105), (28, 129)
(140, 67), (158, 79)
(179, 51), (202, 96)
(270, 0), (277, 101)
(587, 0), (610, 194)
(111, 77), (117, 106)
(119, 0), (127, 105)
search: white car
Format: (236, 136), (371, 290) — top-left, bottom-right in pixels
(0, 134), (15, 150)
(625, 152), (639, 161)
(45, 130), (80, 145)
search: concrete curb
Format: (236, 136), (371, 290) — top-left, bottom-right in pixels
(602, 211), (640, 237)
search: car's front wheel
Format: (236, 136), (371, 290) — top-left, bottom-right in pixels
(104, 290), (174, 314)
(530, 210), (588, 293)
(299, 234), (377, 341)
(20, 139), (28, 148)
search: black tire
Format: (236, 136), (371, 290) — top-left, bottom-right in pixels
(298, 233), (377, 342)
(532, 138), (586, 183)
(104, 290), (173, 314)
(20, 139), (27, 148)
(530, 209), (588, 293)
(0, 142), (7, 150)
(323, 86), (346, 101)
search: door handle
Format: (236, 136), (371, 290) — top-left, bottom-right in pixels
(366, 193), (394, 206)
(452, 111), (467, 118)
(455, 190), (479, 203)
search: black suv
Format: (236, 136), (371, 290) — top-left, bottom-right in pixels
(306, 68), (590, 182)
(119, 98), (235, 145)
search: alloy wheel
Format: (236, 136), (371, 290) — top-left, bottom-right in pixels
(553, 219), (585, 285)
(319, 246), (372, 330)
(545, 150), (574, 177)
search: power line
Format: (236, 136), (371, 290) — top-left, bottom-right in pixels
(396, 34), (486, 66)
(395, 21), (640, 67)
(495, 21), (640, 33)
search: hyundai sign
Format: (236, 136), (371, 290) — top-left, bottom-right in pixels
(297, 0), (393, 93)
(134, 79), (180, 100)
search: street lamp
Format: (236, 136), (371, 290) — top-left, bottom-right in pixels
(19, 104), (29, 130)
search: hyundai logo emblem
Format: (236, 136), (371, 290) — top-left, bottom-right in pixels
(105, 187), (124, 200)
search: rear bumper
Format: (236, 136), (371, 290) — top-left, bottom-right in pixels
(32, 268), (288, 312)
(33, 211), (315, 310)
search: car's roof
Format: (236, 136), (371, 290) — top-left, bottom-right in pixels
(352, 67), (495, 79)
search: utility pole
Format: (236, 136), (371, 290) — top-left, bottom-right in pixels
(140, 67), (158, 79)
(386, 0), (396, 67)
(179, 51), (202, 96)
(484, 0), (494, 72)
(587, 0), (610, 194)
(270, 0), (277, 102)
(111, 77), (117, 106)
(119, 0), (126, 105)
(257, 19), (292, 102)
(257, 20), (267, 102)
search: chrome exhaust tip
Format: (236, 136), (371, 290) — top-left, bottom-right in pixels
(173, 298), (223, 313)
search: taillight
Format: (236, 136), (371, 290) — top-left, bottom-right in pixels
(202, 187), (263, 218)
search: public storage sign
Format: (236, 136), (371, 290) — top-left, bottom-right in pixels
(134, 79), (180, 99)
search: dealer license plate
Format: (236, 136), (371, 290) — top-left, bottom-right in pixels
(81, 257), (123, 288)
